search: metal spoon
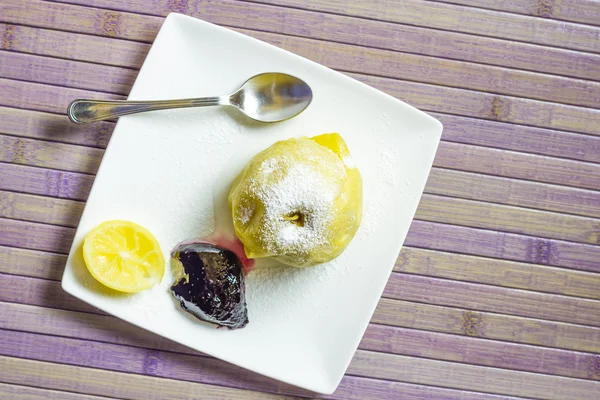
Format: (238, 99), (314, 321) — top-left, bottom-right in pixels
(67, 72), (313, 124)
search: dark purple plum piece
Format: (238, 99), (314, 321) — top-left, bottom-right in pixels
(170, 241), (248, 329)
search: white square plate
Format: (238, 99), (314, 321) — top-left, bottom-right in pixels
(62, 13), (442, 394)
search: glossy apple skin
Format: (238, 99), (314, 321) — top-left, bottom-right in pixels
(170, 241), (249, 329)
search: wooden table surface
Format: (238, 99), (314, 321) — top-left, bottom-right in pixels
(1, 0), (600, 399)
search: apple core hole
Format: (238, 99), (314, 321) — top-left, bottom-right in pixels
(283, 212), (305, 227)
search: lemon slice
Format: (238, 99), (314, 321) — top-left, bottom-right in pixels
(83, 220), (165, 293)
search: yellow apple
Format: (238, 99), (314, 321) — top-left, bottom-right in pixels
(229, 133), (362, 267)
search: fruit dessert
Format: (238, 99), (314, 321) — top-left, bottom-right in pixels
(170, 241), (249, 329)
(229, 133), (362, 267)
(82, 133), (361, 330)
(169, 133), (361, 329)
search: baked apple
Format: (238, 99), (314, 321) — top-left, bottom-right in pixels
(229, 133), (362, 267)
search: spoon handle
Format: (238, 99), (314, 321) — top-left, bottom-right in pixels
(68, 97), (227, 123)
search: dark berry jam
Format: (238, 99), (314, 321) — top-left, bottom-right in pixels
(170, 241), (248, 329)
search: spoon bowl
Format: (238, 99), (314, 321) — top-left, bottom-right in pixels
(230, 73), (313, 123)
(68, 72), (313, 124)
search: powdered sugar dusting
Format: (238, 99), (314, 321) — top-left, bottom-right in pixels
(360, 141), (398, 238)
(251, 161), (339, 262)
(258, 158), (279, 175)
(231, 139), (348, 265)
(237, 200), (255, 225)
(378, 145), (397, 186)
